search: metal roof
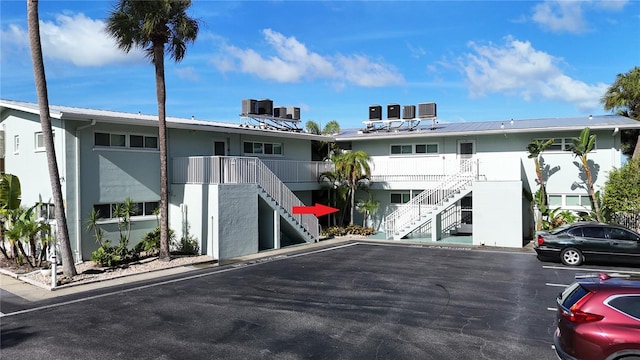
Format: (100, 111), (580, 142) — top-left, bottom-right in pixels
(335, 115), (640, 140)
(2, 99), (639, 142)
(0, 99), (332, 141)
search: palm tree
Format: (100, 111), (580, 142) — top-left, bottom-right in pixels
(568, 128), (603, 222)
(601, 67), (640, 160)
(356, 196), (379, 227)
(27, 0), (77, 276)
(526, 139), (554, 230)
(0, 174), (22, 259)
(105, 0), (199, 261)
(333, 151), (372, 225)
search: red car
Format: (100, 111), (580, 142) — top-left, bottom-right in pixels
(554, 273), (640, 360)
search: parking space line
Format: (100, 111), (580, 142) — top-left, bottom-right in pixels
(547, 307), (556, 312)
(542, 265), (640, 275)
(546, 283), (568, 288)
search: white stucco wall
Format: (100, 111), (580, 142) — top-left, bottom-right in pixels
(473, 181), (523, 248)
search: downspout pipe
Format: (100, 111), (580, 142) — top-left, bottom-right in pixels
(74, 119), (96, 263)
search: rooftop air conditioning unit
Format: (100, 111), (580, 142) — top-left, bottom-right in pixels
(418, 102), (437, 119)
(257, 99), (273, 116)
(369, 105), (382, 120)
(273, 107), (287, 118)
(387, 104), (400, 119)
(403, 105), (415, 119)
(242, 99), (258, 115)
(286, 107), (300, 120)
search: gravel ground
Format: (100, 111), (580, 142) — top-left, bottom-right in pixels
(12, 255), (214, 288)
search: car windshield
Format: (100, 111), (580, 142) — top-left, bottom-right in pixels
(549, 223), (575, 235)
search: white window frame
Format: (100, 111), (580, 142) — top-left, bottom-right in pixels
(94, 131), (159, 151)
(390, 192), (413, 204)
(537, 138), (597, 152)
(548, 193), (591, 209)
(243, 141), (283, 156)
(93, 200), (160, 222)
(34, 131), (53, 152)
(390, 143), (439, 155)
(129, 133), (159, 150)
(13, 135), (19, 154)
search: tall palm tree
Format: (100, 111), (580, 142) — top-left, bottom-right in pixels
(568, 128), (603, 222)
(105, 0), (199, 261)
(27, 0), (77, 276)
(527, 139), (554, 230)
(333, 151), (372, 225)
(601, 67), (640, 160)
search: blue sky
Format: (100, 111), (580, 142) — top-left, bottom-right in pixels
(1, 0), (639, 129)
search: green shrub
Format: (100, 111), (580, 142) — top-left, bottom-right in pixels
(135, 227), (176, 256)
(322, 224), (375, 237)
(91, 241), (121, 267)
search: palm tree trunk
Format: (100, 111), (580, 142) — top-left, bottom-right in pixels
(582, 156), (603, 222)
(27, 0), (77, 276)
(153, 43), (171, 262)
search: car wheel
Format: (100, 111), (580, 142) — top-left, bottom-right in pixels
(561, 248), (583, 266)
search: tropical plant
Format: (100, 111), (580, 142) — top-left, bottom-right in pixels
(105, 0), (199, 261)
(332, 150), (372, 225)
(602, 159), (640, 222)
(18, 205), (51, 267)
(318, 166), (348, 226)
(0, 174), (22, 259)
(567, 127), (603, 222)
(356, 196), (380, 228)
(114, 197), (137, 245)
(27, 0), (77, 276)
(601, 66), (640, 159)
(85, 208), (106, 246)
(527, 139), (555, 230)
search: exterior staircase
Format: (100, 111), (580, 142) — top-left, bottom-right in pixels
(254, 159), (318, 243)
(384, 159), (477, 240)
(173, 156), (319, 244)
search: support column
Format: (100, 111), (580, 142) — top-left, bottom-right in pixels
(273, 209), (280, 249)
(431, 213), (442, 242)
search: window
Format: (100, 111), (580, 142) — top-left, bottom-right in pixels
(607, 295), (640, 319)
(13, 135), (19, 154)
(38, 203), (55, 220)
(93, 200), (159, 219)
(94, 132), (158, 150)
(391, 143), (438, 155)
(547, 194), (590, 208)
(35, 132), (45, 151)
(416, 144), (438, 154)
(244, 141), (282, 155)
(390, 192), (412, 204)
(606, 228), (640, 241)
(391, 145), (412, 154)
(582, 226), (605, 238)
(537, 138), (597, 152)
(130, 134), (159, 149)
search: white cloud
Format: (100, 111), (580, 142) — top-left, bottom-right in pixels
(1, 12), (144, 66)
(461, 36), (608, 112)
(212, 29), (404, 88)
(531, 0), (629, 34)
(532, 1), (586, 33)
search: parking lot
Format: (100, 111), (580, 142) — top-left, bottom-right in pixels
(2, 241), (639, 359)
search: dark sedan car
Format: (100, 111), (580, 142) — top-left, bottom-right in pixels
(534, 222), (640, 266)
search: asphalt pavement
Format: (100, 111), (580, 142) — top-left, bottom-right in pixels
(2, 240), (639, 360)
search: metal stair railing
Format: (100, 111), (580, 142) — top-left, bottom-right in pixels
(253, 159), (319, 240)
(384, 159), (477, 239)
(210, 156), (320, 239)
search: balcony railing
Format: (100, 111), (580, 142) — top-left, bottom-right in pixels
(173, 156), (332, 184)
(172, 156), (319, 239)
